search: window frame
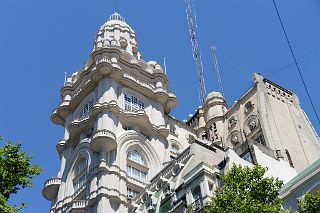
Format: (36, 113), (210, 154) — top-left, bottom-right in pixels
(124, 94), (145, 112)
(126, 150), (148, 183)
(73, 158), (88, 192)
(78, 99), (94, 120)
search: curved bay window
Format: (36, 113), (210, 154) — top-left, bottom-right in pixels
(124, 94), (145, 111)
(126, 150), (148, 183)
(73, 158), (88, 192)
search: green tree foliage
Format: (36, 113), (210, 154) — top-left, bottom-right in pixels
(0, 137), (41, 212)
(297, 190), (320, 213)
(204, 164), (285, 213)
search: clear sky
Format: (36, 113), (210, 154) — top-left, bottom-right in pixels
(0, 0), (319, 212)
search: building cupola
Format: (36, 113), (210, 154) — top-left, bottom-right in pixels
(93, 12), (141, 58)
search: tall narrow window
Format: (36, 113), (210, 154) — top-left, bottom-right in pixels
(73, 158), (88, 192)
(124, 94), (145, 111)
(126, 150), (148, 183)
(169, 125), (176, 134)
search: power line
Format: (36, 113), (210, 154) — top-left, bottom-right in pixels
(272, 0), (320, 126)
(268, 45), (320, 77)
(210, 45), (225, 97)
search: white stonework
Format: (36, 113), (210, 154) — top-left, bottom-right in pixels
(43, 12), (320, 213)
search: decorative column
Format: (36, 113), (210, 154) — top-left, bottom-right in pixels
(199, 178), (210, 200)
(185, 188), (194, 206)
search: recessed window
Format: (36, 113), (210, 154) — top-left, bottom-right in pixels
(201, 131), (208, 140)
(244, 101), (254, 113)
(126, 165), (147, 183)
(255, 134), (266, 146)
(169, 125), (176, 134)
(127, 187), (139, 199)
(191, 186), (203, 211)
(171, 145), (179, 154)
(86, 126), (94, 138)
(123, 126), (132, 131)
(124, 94), (145, 111)
(228, 116), (237, 128)
(242, 152), (253, 163)
(249, 120), (257, 131)
(127, 150), (148, 183)
(73, 158), (88, 192)
(127, 150), (145, 165)
(78, 99), (94, 120)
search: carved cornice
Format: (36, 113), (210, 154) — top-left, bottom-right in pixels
(64, 101), (169, 145)
(52, 49), (177, 126)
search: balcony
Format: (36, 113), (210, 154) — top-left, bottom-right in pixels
(56, 139), (66, 158)
(90, 129), (117, 152)
(42, 177), (61, 201)
(69, 200), (86, 213)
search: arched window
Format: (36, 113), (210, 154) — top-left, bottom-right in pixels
(124, 94), (145, 111)
(73, 158), (88, 192)
(126, 150), (148, 183)
(127, 150), (145, 165)
(171, 145), (179, 154)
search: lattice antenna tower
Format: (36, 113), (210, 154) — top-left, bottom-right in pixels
(210, 45), (225, 97)
(185, 0), (206, 105)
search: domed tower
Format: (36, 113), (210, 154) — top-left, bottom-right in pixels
(94, 12), (141, 58)
(44, 12), (177, 213)
(203, 92), (227, 145)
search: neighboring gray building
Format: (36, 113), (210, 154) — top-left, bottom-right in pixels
(42, 12), (320, 213)
(134, 139), (297, 213)
(280, 159), (320, 211)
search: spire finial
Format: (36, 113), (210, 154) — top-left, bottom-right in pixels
(163, 57), (167, 74)
(64, 72), (67, 86)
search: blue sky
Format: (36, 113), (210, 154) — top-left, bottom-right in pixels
(0, 0), (320, 212)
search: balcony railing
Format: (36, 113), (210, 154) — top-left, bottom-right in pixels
(42, 177), (61, 201)
(71, 200), (86, 208)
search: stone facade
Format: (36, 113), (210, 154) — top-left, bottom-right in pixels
(42, 12), (320, 213)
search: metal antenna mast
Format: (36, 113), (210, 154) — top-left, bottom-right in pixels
(210, 45), (225, 97)
(163, 57), (167, 74)
(185, 0), (206, 105)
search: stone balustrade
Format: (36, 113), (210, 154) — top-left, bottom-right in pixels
(42, 177), (61, 201)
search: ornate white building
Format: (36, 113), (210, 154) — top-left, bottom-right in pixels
(42, 12), (320, 213)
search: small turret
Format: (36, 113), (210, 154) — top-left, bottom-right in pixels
(203, 91), (227, 145)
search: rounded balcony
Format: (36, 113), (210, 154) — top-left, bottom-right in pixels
(56, 139), (66, 158)
(51, 109), (65, 125)
(90, 129), (117, 152)
(42, 177), (61, 201)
